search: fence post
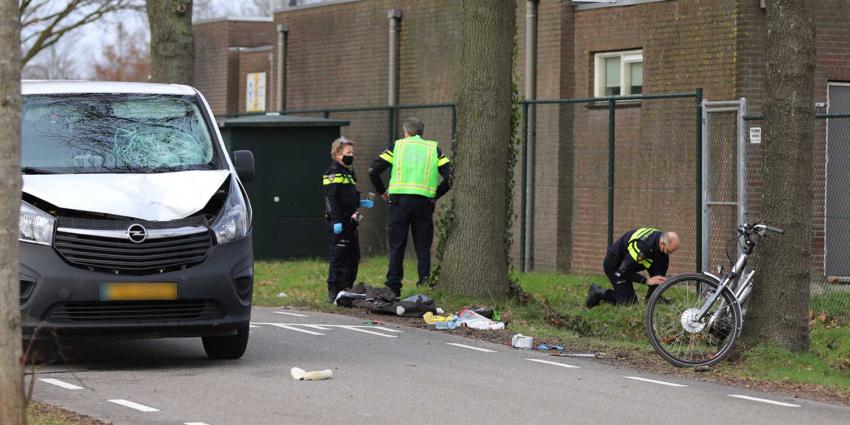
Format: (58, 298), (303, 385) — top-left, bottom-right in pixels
(607, 98), (616, 247)
(520, 102), (529, 272)
(387, 108), (395, 147)
(451, 104), (457, 152)
(695, 87), (704, 272)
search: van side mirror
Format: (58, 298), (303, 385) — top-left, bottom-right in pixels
(233, 150), (255, 183)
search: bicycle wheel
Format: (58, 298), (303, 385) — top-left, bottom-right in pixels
(646, 273), (742, 367)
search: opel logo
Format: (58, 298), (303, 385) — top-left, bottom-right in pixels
(127, 224), (148, 244)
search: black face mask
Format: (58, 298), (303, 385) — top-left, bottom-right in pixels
(342, 155), (354, 166)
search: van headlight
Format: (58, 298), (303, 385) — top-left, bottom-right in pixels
(20, 201), (55, 246)
(211, 180), (248, 244)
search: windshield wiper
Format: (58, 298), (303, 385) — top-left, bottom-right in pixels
(21, 167), (58, 175)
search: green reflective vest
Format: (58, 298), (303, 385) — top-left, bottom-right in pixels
(387, 135), (440, 198)
(627, 227), (659, 268)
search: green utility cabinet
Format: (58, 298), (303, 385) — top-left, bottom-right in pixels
(219, 114), (349, 259)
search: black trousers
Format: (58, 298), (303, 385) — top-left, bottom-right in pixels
(601, 252), (657, 305)
(386, 194), (435, 293)
(327, 222), (360, 294)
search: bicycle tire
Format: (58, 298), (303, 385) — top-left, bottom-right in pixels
(646, 273), (742, 368)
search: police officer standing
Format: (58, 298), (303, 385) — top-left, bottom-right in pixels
(369, 117), (452, 297)
(323, 137), (374, 303)
(585, 227), (680, 308)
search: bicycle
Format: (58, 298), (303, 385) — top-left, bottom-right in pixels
(645, 222), (785, 367)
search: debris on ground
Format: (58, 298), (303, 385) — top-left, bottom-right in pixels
(291, 367), (333, 381)
(276, 292), (288, 298)
(334, 283), (438, 317)
(536, 344), (564, 351)
(511, 333), (534, 349)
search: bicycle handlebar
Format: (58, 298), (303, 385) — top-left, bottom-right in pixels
(741, 223), (785, 236)
(765, 225), (785, 234)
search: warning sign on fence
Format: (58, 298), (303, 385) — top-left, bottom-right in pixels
(749, 127), (762, 144)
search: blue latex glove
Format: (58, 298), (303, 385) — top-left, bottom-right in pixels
(359, 199), (375, 209)
(333, 223), (343, 235)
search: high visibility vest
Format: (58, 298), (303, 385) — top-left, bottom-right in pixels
(387, 136), (440, 198)
(627, 227), (659, 268)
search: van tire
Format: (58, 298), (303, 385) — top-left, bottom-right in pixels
(202, 325), (249, 359)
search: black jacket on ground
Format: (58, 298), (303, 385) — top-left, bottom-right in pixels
(605, 228), (669, 284)
(323, 161), (359, 222)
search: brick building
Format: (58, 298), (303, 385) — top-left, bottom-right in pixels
(194, 0), (850, 278)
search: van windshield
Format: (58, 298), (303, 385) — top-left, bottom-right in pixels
(22, 94), (221, 174)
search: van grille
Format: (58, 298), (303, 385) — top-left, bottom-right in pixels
(46, 300), (225, 322)
(54, 224), (212, 274)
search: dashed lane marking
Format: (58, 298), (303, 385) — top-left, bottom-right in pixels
(624, 376), (687, 387)
(728, 395), (801, 407)
(39, 378), (83, 390)
(107, 399), (159, 413)
(338, 325), (398, 338)
(526, 358), (580, 369)
(446, 343), (496, 353)
(265, 323), (325, 336)
(274, 311), (310, 318)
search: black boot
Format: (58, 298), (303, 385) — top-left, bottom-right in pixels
(328, 289), (339, 304)
(586, 283), (605, 309)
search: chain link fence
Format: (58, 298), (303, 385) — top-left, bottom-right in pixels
(521, 93), (700, 275)
(743, 113), (850, 322)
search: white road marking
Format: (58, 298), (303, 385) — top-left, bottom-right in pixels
(526, 358), (580, 369)
(185, 422), (211, 425)
(274, 311), (309, 318)
(728, 394), (801, 407)
(266, 323), (325, 336)
(446, 343), (496, 353)
(370, 326), (404, 333)
(301, 324), (332, 331)
(249, 324), (260, 328)
(108, 399), (159, 412)
(624, 376), (687, 387)
(39, 378), (83, 390)
(339, 325), (398, 338)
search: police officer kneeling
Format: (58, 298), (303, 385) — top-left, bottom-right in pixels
(586, 228), (680, 308)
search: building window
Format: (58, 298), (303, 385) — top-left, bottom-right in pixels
(594, 50), (643, 97)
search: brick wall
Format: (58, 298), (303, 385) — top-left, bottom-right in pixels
(193, 18), (275, 116)
(237, 47), (274, 113)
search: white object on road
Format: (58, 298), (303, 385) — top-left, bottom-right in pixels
(108, 399), (160, 412)
(291, 367), (333, 381)
(511, 334), (534, 349)
(39, 378), (83, 390)
(728, 394), (801, 407)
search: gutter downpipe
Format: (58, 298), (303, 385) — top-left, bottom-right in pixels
(524, 0), (538, 272)
(387, 9), (402, 142)
(276, 24), (288, 113)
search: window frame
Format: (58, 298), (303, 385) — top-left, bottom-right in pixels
(593, 49), (643, 97)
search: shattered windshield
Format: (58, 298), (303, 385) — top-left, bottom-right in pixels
(22, 94), (221, 174)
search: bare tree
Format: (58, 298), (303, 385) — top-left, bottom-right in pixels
(146, 0), (194, 85)
(745, 0), (815, 351)
(92, 22), (151, 81)
(20, 0), (143, 66)
(22, 32), (81, 79)
(439, 0), (515, 297)
(0, 0), (23, 423)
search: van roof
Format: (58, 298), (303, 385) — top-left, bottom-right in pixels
(22, 80), (198, 96)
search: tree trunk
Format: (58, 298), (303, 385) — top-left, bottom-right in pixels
(440, 0), (515, 297)
(147, 0), (194, 85)
(0, 0), (23, 423)
(744, 0), (815, 352)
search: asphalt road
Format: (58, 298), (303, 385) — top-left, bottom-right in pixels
(29, 307), (850, 425)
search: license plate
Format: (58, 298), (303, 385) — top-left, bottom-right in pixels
(100, 283), (178, 301)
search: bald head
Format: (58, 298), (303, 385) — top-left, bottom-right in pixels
(660, 231), (680, 255)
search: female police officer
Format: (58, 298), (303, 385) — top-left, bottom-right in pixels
(323, 137), (374, 303)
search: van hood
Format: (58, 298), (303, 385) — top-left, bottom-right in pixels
(22, 170), (231, 222)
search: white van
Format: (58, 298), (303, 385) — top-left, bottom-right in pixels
(19, 81), (255, 359)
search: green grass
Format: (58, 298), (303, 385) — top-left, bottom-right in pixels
(255, 257), (850, 393)
(27, 402), (106, 425)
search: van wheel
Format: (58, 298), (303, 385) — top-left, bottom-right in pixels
(202, 325), (249, 359)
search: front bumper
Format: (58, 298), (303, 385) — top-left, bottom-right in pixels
(20, 233), (254, 339)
